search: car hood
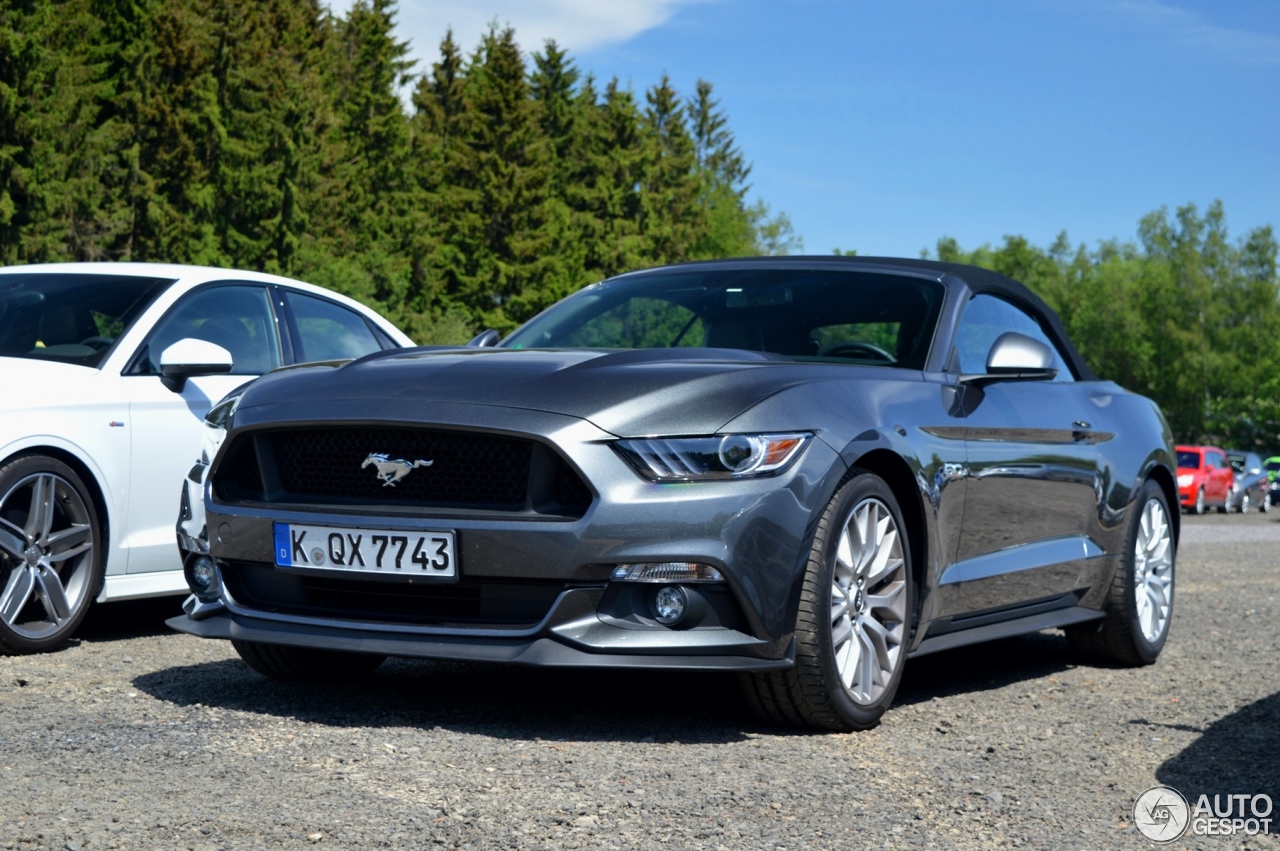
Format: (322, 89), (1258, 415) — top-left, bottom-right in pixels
(235, 347), (865, 436)
(0, 356), (101, 414)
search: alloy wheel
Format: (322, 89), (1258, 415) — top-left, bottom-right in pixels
(0, 473), (96, 640)
(830, 497), (907, 705)
(1133, 497), (1173, 644)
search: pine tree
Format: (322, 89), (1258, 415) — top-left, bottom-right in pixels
(210, 0), (332, 274)
(320, 0), (415, 307)
(579, 78), (648, 279)
(454, 25), (555, 330)
(639, 74), (706, 265)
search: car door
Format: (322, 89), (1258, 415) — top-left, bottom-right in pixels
(120, 283), (284, 574)
(949, 294), (1100, 615)
(1205, 450), (1230, 504)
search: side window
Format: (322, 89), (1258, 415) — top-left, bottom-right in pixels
(284, 291), (384, 363)
(952, 294), (1074, 381)
(140, 285), (280, 376)
(560, 297), (704, 349)
(1207, 452), (1224, 470)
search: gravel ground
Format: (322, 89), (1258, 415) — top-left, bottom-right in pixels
(1, 509), (1277, 850)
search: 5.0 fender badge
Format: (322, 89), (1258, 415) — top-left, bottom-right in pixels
(362, 452), (433, 487)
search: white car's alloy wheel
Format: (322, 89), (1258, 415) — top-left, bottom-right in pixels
(0, 458), (101, 652)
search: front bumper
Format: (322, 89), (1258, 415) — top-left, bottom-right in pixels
(176, 406), (845, 669)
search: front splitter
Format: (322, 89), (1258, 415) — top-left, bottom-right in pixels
(167, 611), (794, 672)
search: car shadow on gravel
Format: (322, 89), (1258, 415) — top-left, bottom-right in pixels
(132, 630), (1080, 742)
(895, 630), (1074, 706)
(77, 596), (187, 643)
(132, 657), (758, 743)
(1154, 690), (1280, 800)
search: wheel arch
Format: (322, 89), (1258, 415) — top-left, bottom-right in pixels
(1144, 463), (1180, 546)
(847, 448), (928, 626)
(0, 445), (113, 564)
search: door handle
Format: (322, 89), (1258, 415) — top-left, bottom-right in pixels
(1072, 421), (1095, 443)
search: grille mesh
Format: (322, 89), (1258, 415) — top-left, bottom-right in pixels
(269, 428), (533, 508)
(222, 561), (565, 627)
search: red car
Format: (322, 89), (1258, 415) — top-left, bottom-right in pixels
(1176, 444), (1234, 514)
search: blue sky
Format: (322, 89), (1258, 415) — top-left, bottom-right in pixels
(341, 0), (1280, 259)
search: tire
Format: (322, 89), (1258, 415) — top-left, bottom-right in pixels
(1261, 491), (1271, 513)
(232, 640), (385, 682)
(1066, 479), (1174, 666)
(740, 471), (912, 731)
(1193, 488), (1205, 515)
(1239, 492), (1250, 514)
(0, 454), (104, 655)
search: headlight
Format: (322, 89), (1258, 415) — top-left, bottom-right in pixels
(615, 433), (812, 481)
(1176, 474), (1193, 487)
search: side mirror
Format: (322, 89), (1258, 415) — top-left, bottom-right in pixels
(159, 338), (234, 392)
(959, 332), (1058, 386)
(467, 329), (500, 348)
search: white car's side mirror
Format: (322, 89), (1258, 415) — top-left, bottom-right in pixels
(159, 338), (234, 392)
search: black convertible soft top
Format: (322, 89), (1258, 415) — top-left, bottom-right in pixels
(640, 255), (1098, 382)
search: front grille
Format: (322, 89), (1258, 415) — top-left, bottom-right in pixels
(275, 428), (531, 507)
(222, 561), (566, 627)
(214, 426), (592, 517)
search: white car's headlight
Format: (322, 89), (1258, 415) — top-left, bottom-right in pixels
(1176, 474), (1193, 487)
(615, 433), (812, 481)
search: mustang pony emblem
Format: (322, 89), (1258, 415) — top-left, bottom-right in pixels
(362, 453), (433, 487)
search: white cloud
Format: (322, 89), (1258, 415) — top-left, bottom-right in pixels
(1075, 0), (1280, 65)
(329, 0), (694, 63)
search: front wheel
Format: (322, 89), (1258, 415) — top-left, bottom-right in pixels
(740, 471), (912, 731)
(1192, 488), (1206, 515)
(232, 640), (386, 682)
(1067, 479), (1174, 665)
(1239, 492), (1251, 513)
(0, 455), (103, 655)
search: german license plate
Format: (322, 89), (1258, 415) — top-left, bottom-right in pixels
(273, 523), (457, 578)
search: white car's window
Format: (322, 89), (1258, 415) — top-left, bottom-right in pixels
(140, 285), (281, 376)
(284, 291), (383, 362)
(0, 273), (171, 367)
(953, 294), (1075, 381)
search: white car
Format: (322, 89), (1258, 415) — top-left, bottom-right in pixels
(0, 263), (414, 653)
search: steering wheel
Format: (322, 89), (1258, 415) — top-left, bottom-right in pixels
(818, 341), (897, 363)
(78, 336), (115, 352)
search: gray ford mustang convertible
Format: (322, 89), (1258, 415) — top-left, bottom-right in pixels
(170, 257), (1178, 731)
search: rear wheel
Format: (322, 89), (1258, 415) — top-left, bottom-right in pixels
(740, 471), (912, 731)
(1067, 479), (1174, 665)
(1261, 490), (1271, 513)
(0, 455), (103, 655)
(232, 640), (385, 682)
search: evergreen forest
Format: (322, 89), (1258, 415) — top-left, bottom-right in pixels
(1, 0), (1277, 448)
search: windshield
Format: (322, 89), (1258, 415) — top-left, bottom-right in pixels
(1176, 450), (1200, 469)
(0, 273), (172, 368)
(502, 268), (946, 369)
(1227, 454), (1246, 474)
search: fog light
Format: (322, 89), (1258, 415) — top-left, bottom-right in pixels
(184, 555), (222, 600)
(611, 562), (723, 582)
(652, 585), (688, 625)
